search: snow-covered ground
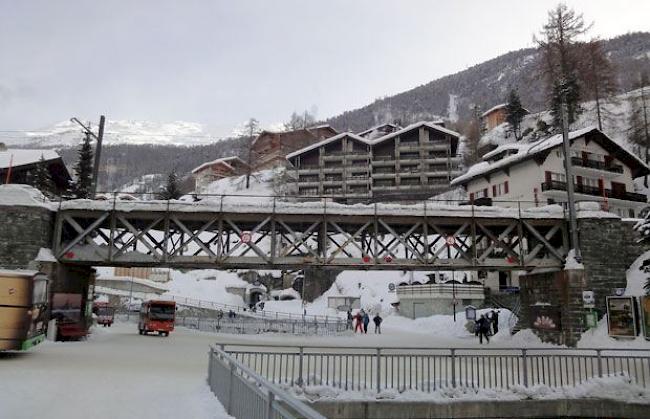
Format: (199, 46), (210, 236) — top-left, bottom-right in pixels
(0, 324), (231, 419)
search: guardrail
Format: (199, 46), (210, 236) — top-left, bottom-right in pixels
(219, 344), (650, 392)
(115, 313), (346, 336)
(208, 346), (326, 419)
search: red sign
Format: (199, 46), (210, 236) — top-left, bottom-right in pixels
(240, 231), (252, 244)
(445, 236), (456, 246)
(384, 255), (393, 263)
(362, 255), (372, 263)
(64, 251), (75, 259)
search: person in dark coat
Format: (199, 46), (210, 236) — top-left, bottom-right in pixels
(491, 310), (499, 335)
(346, 309), (353, 330)
(373, 314), (383, 334)
(476, 314), (490, 344)
(362, 310), (370, 334)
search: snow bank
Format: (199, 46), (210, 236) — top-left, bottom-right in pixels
(163, 269), (249, 306)
(0, 184), (52, 208)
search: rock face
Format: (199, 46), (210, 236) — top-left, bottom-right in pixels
(301, 268), (340, 303)
(0, 205), (54, 269)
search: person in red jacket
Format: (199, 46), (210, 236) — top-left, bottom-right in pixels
(354, 311), (363, 333)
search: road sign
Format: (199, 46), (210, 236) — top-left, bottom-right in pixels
(445, 236), (456, 246)
(388, 283), (395, 292)
(465, 306), (477, 320)
(240, 231), (252, 244)
(384, 255), (393, 263)
(582, 290), (595, 308)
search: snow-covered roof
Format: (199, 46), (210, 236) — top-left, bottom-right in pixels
(286, 132), (371, 159)
(0, 149), (60, 169)
(370, 121), (461, 145)
(251, 124), (337, 146)
(357, 123), (401, 138)
(191, 156), (246, 174)
(481, 103), (507, 118)
(451, 126), (649, 186)
(0, 184), (52, 208)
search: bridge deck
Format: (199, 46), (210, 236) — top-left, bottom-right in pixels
(53, 198), (569, 270)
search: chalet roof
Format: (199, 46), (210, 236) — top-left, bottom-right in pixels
(251, 124), (338, 146)
(286, 132), (371, 160)
(450, 127), (650, 187)
(370, 121), (461, 146)
(0, 149), (61, 170)
(191, 156), (247, 174)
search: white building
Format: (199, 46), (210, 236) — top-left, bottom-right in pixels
(451, 127), (649, 218)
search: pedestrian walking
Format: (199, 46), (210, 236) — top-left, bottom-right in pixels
(362, 310), (370, 334)
(354, 311), (363, 333)
(346, 309), (353, 330)
(477, 314), (490, 344)
(491, 310), (499, 335)
(373, 314), (383, 334)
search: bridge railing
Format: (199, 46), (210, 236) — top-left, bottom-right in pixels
(114, 313), (347, 336)
(208, 345), (326, 419)
(217, 344), (650, 392)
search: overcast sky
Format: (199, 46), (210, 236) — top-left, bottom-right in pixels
(0, 0), (648, 136)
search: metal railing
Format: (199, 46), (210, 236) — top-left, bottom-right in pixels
(396, 283), (485, 297)
(541, 180), (647, 202)
(220, 344), (650, 393)
(208, 346), (326, 419)
(115, 313), (346, 336)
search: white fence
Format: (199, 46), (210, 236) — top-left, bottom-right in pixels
(208, 346), (325, 419)
(219, 344), (650, 392)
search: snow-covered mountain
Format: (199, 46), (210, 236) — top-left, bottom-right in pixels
(5, 119), (215, 148)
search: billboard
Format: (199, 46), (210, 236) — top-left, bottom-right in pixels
(641, 296), (650, 341)
(606, 296), (637, 338)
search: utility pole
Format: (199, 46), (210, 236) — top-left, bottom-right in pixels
(560, 99), (581, 262)
(70, 115), (106, 199)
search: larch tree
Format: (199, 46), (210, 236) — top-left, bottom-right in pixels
(578, 39), (619, 131)
(535, 3), (591, 128)
(73, 133), (94, 199)
(241, 117), (261, 189)
(505, 89), (527, 140)
(159, 170), (183, 200)
(628, 70), (650, 187)
(460, 105), (482, 167)
(34, 155), (56, 198)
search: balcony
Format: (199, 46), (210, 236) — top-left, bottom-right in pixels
(570, 157), (624, 174)
(541, 180), (647, 202)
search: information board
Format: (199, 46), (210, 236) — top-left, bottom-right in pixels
(606, 296), (637, 338)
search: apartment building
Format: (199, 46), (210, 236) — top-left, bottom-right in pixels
(286, 121), (463, 202)
(251, 125), (338, 171)
(450, 127), (649, 217)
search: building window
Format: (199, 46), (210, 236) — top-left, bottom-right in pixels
(492, 181), (509, 197)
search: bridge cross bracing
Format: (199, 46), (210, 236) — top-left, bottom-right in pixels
(53, 197), (569, 270)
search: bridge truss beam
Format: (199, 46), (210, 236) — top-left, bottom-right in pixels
(53, 207), (568, 271)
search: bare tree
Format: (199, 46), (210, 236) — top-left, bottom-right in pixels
(284, 110), (316, 131)
(578, 39), (619, 130)
(535, 3), (591, 128)
(241, 118), (260, 189)
(460, 106), (482, 167)
(628, 69), (650, 187)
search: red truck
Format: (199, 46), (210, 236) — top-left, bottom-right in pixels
(138, 300), (176, 336)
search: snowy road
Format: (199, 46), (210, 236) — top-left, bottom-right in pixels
(0, 323), (231, 419)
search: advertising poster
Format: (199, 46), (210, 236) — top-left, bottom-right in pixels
(606, 296), (637, 338)
(641, 296), (650, 341)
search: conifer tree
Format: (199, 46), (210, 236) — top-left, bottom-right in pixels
(535, 4), (591, 128)
(73, 133), (94, 199)
(159, 170), (182, 200)
(34, 155), (56, 198)
(505, 89), (527, 140)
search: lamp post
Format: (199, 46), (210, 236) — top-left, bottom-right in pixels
(560, 99), (582, 262)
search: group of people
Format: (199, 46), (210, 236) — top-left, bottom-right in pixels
(475, 310), (499, 344)
(346, 309), (383, 334)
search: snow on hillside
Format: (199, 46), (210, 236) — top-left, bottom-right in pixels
(4, 119), (215, 148)
(199, 168), (283, 200)
(479, 89), (644, 154)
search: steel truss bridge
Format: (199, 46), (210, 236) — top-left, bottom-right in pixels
(53, 198), (569, 271)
